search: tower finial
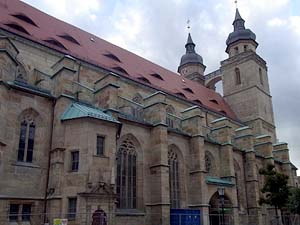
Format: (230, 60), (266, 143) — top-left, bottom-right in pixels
(235, 0), (238, 9)
(187, 19), (191, 31)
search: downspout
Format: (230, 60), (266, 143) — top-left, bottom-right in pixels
(243, 152), (250, 215)
(114, 122), (122, 179)
(43, 98), (56, 223)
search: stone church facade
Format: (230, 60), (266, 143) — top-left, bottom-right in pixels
(0, 1), (298, 225)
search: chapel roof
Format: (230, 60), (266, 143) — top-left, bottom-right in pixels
(178, 33), (204, 70)
(0, 0), (237, 119)
(226, 8), (257, 52)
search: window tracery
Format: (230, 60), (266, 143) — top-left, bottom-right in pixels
(17, 109), (39, 163)
(116, 138), (137, 209)
(17, 119), (35, 163)
(168, 148), (180, 208)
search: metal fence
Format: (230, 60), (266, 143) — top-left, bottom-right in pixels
(0, 212), (300, 225)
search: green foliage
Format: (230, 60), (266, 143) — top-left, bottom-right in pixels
(288, 187), (300, 215)
(258, 164), (290, 211)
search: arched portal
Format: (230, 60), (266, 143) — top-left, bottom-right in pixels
(209, 191), (233, 225)
(92, 209), (107, 225)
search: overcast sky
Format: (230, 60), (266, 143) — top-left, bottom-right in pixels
(22, 0), (300, 174)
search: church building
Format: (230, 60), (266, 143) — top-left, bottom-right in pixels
(0, 0), (298, 225)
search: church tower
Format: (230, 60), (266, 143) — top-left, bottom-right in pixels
(221, 8), (277, 141)
(178, 33), (206, 85)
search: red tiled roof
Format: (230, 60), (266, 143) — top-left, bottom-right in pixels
(0, 0), (237, 119)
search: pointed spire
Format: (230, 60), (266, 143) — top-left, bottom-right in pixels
(186, 33), (195, 45)
(234, 8), (243, 21)
(233, 8), (245, 31)
(178, 32), (204, 71)
(225, 7), (257, 53)
(185, 33), (196, 53)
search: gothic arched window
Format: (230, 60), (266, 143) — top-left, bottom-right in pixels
(131, 94), (143, 119)
(116, 138), (137, 209)
(168, 149), (180, 208)
(166, 105), (175, 128)
(205, 151), (214, 176)
(235, 68), (241, 85)
(18, 120), (36, 163)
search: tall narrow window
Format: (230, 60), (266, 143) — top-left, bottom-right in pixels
(205, 151), (215, 176)
(116, 138), (137, 209)
(96, 136), (105, 156)
(166, 105), (175, 128)
(234, 46), (239, 55)
(18, 121), (27, 162)
(68, 198), (77, 220)
(17, 120), (36, 162)
(235, 68), (241, 85)
(168, 149), (180, 208)
(22, 204), (31, 221)
(9, 204), (19, 222)
(259, 68), (263, 85)
(26, 123), (35, 162)
(71, 151), (79, 172)
(244, 45), (248, 52)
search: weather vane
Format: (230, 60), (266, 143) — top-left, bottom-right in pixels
(187, 19), (191, 31)
(235, 0), (238, 8)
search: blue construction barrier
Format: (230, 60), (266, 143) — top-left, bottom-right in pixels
(170, 209), (201, 225)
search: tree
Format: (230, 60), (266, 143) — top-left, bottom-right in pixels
(288, 187), (300, 215)
(287, 187), (300, 225)
(259, 164), (290, 225)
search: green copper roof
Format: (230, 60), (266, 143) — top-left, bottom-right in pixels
(205, 176), (234, 187)
(61, 102), (119, 123)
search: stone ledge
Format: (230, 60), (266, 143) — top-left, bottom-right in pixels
(273, 142), (287, 146)
(234, 134), (253, 139)
(0, 195), (44, 200)
(92, 155), (109, 159)
(12, 161), (41, 169)
(115, 209), (145, 216)
(235, 126), (250, 132)
(94, 83), (120, 94)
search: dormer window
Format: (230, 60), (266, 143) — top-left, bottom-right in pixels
(5, 22), (30, 35)
(183, 87), (194, 94)
(210, 99), (218, 104)
(11, 13), (38, 27)
(219, 110), (227, 115)
(104, 53), (121, 63)
(193, 99), (202, 105)
(112, 66), (128, 75)
(150, 73), (164, 81)
(44, 38), (67, 50)
(175, 92), (186, 98)
(58, 34), (80, 45)
(137, 77), (151, 84)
